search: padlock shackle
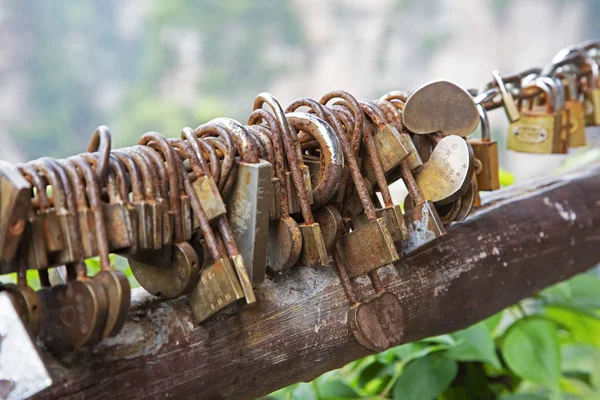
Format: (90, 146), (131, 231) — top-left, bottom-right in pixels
(320, 91), (365, 158)
(122, 148), (160, 202)
(247, 125), (275, 173)
(17, 164), (50, 211)
(254, 92), (315, 224)
(30, 159), (67, 211)
(134, 145), (170, 201)
(58, 159), (90, 212)
(168, 137), (206, 180)
(139, 132), (184, 244)
(197, 138), (222, 188)
(553, 71), (579, 102)
(247, 108), (291, 218)
(379, 90), (411, 107)
(359, 101), (402, 207)
(285, 112), (345, 208)
(210, 118), (261, 164)
(111, 151), (144, 203)
(477, 104), (491, 141)
(194, 123), (237, 189)
(68, 156), (111, 271)
(86, 125), (111, 189)
(181, 127), (212, 177)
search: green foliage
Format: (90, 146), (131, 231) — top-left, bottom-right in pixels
(263, 270), (600, 399)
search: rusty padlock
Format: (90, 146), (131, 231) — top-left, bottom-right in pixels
(254, 93), (328, 267)
(248, 109), (302, 272)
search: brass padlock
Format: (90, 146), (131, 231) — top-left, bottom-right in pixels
(583, 57), (600, 126)
(187, 201), (245, 322)
(492, 70), (521, 123)
(556, 72), (587, 147)
(468, 104), (500, 191)
(508, 80), (565, 154)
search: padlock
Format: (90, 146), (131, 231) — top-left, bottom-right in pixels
(254, 93), (328, 267)
(492, 70), (521, 123)
(374, 99), (423, 172)
(583, 57), (600, 126)
(2, 241), (42, 335)
(135, 144), (173, 247)
(31, 160), (77, 266)
(320, 90), (406, 351)
(507, 80), (565, 154)
(37, 264), (109, 353)
(556, 72), (586, 147)
(128, 142), (201, 299)
(400, 163), (446, 256)
(59, 158), (98, 259)
(180, 128), (227, 223)
(187, 194), (245, 323)
(125, 148), (163, 250)
(318, 92), (400, 276)
(360, 100), (410, 176)
(0, 161), (31, 271)
(468, 103), (500, 191)
(68, 155), (130, 338)
(248, 108), (303, 273)
(18, 165), (50, 270)
(113, 150), (154, 250)
(246, 124), (282, 221)
(83, 154), (136, 254)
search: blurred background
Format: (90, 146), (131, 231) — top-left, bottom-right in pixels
(1, 0), (599, 182)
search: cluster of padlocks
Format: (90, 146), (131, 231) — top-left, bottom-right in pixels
(0, 41), (598, 354)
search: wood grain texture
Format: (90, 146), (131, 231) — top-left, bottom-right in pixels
(36, 165), (600, 400)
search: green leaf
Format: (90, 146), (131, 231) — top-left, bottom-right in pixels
(483, 312), (504, 337)
(420, 334), (457, 347)
(392, 354), (458, 400)
(500, 395), (546, 400)
(545, 306), (600, 347)
(317, 380), (359, 399)
(568, 274), (600, 309)
(446, 321), (501, 368)
(501, 318), (561, 390)
(357, 361), (388, 388)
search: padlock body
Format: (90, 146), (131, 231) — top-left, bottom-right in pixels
(468, 139), (500, 191)
(565, 99), (587, 147)
(188, 258), (244, 323)
(192, 175), (226, 222)
(507, 111), (564, 154)
(355, 205), (408, 243)
(269, 177), (281, 220)
(78, 208), (98, 259)
(226, 159), (271, 286)
(102, 202), (135, 253)
(373, 124), (410, 173)
(400, 200), (446, 256)
(584, 88), (600, 126)
(336, 218), (399, 278)
(27, 218), (49, 269)
(134, 201), (154, 250)
(180, 195), (192, 242)
(298, 222), (329, 267)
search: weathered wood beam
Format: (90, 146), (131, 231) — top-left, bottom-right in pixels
(36, 164), (600, 400)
